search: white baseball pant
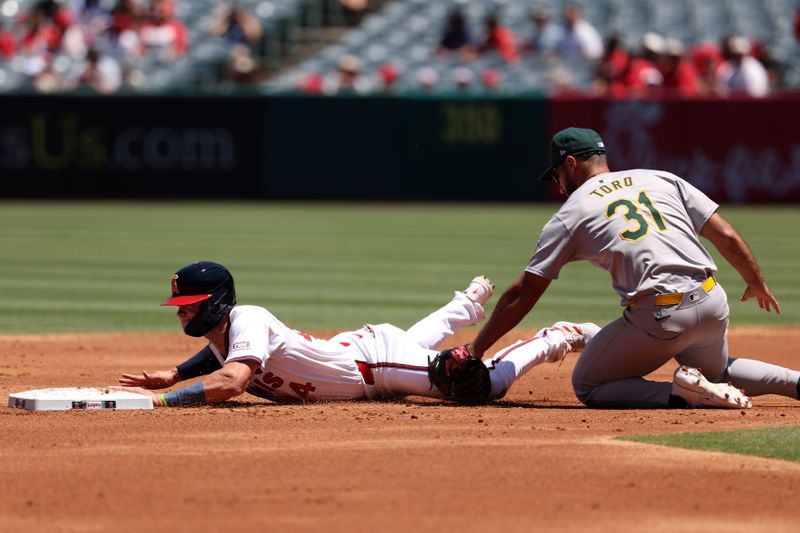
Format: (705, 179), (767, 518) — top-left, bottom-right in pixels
(334, 292), (572, 400)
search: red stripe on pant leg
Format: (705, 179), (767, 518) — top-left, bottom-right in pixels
(355, 360), (430, 386)
(356, 360), (375, 385)
(370, 362), (429, 372)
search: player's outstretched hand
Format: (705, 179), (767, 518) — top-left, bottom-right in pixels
(741, 282), (781, 314)
(109, 386), (162, 407)
(118, 369), (179, 389)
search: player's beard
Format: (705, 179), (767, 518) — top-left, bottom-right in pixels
(561, 170), (580, 196)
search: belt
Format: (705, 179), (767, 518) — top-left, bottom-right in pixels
(654, 276), (716, 306)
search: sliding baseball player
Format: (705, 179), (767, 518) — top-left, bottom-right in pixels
(115, 261), (599, 406)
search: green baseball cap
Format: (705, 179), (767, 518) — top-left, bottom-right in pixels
(537, 127), (606, 181)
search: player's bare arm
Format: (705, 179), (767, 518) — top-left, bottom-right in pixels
(198, 360), (258, 403)
(114, 360), (258, 408)
(700, 212), (780, 313)
(472, 272), (551, 358)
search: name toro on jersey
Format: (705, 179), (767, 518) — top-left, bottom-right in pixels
(528, 169), (718, 305)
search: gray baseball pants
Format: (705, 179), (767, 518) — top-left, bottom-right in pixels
(572, 282), (799, 408)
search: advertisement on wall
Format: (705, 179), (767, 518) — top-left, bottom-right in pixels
(0, 96), (261, 197)
(1, 95), (798, 202)
(549, 97), (800, 202)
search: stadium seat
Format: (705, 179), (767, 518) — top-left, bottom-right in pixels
(1, 0), (798, 95)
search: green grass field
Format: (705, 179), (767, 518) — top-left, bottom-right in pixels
(620, 425), (800, 462)
(0, 201), (797, 334)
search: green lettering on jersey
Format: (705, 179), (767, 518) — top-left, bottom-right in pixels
(606, 199), (649, 241)
(637, 191), (668, 231)
(605, 190), (669, 242)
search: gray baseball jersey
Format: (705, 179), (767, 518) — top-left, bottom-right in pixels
(529, 168), (800, 407)
(526, 169), (719, 304)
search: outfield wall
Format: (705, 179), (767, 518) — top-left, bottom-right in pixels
(0, 96), (262, 198)
(1, 95), (798, 202)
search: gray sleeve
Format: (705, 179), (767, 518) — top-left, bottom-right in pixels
(676, 177), (719, 233)
(524, 216), (576, 280)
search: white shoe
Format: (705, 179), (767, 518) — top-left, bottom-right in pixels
(671, 366), (752, 409)
(552, 321), (600, 352)
(463, 276), (494, 306)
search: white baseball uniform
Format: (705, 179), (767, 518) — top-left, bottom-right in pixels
(527, 169), (799, 407)
(207, 292), (572, 402)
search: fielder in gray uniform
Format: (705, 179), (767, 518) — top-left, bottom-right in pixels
(470, 127), (799, 408)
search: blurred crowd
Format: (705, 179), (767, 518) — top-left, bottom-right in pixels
(296, 2), (800, 97)
(0, 0), (190, 93)
(591, 32), (777, 98)
(0, 0), (272, 93)
(2, 0), (798, 96)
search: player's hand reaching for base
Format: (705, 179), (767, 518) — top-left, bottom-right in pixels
(118, 368), (179, 389)
(741, 282), (781, 314)
(109, 386), (162, 406)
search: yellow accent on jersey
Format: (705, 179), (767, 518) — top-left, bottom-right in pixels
(605, 198), (649, 241)
(605, 190), (670, 242)
(637, 190), (669, 232)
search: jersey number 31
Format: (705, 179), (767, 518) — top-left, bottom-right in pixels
(605, 191), (668, 241)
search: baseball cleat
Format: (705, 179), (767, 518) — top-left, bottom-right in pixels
(463, 276), (495, 306)
(671, 366), (752, 409)
(551, 321), (601, 352)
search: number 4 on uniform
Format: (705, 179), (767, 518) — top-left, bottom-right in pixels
(289, 382), (317, 399)
(606, 191), (668, 241)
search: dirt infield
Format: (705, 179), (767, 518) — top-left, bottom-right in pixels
(2, 327), (799, 533)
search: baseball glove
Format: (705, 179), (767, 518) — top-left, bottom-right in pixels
(428, 344), (491, 405)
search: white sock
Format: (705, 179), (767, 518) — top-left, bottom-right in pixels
(486, 328), (570, 399)
(405, 292), (485, 351)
